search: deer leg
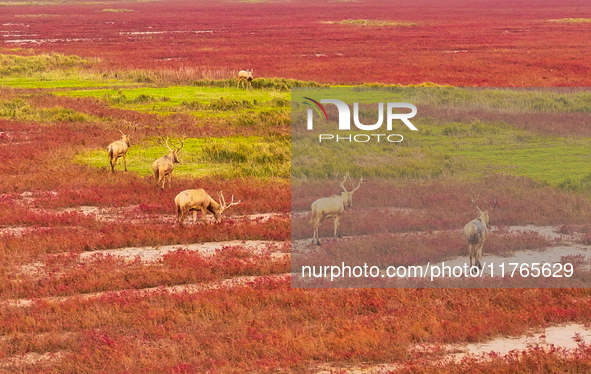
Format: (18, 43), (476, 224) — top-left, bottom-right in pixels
(201, 207), (208, 224)
(313, 224), (321, 246)
(178, 208), (187, 227)
(110, 159), (115, 173)
(313, 216), (325, 246)
(159, 174), (165, 190)
(333, 216), (340, 239)
(123, 154), (127, 171)
(468, 243), (474, 274)
(476, 241), (485, 270)
(192, 210), (197, 223)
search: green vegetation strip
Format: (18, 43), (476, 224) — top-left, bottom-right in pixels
(293, 87), (591, 114)
(55, 86), (291, 122)
(548, 18), (591, 23)
(75, 136), (290, 179)
(0, 98), (95, 123)
(323, 19), (416, 26)
(293, 119), (591, 189)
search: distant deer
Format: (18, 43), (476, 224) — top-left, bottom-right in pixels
(464, 196), (498, 273)
(107, 124), (136, 173)
(310, 173), (364, 246)
(175, 189), (241, 226)
(238, 69), (253, 89)
(152, 137), (186, 190)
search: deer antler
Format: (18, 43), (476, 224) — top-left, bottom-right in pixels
(122, 120), (137, 135)
(218, 191), (241, 210)
(169, 136), (187, 151)
(351, 175), (364, 192)
(159, 137), (173, 152)
(471, 196), (483, 213)
(482, 196), (499, 211)
(337, 172), (349, 192)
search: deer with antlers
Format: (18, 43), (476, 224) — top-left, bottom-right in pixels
(175, 189), (241, 226)
(464, 196), (498, 273)
(238, 69), (253, 90)
(152, 137), (186, 190)
(310, 173), (364, 246)
(107, 124), (136, 173)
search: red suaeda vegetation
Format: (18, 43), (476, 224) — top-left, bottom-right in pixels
(1, 0), (590, 86)
(2, 0), (591, 371)
(397, 344), (591, 373)
(4, 246), (290, 299)
(292, 175), (591, 235)
(1, 279), (591, 372)
(292, 230), (551, 270)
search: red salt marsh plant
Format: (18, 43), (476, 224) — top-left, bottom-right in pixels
(3, 246), (289, 299)
(292, 230), (551, 270)
(397, 344), (591, 373)
(292, 175), (591, 229)
(0, 217), (290, 261)
(0, 119), (290, 213)
(1, 280), (591, 372)
(8, 0), (591, 86)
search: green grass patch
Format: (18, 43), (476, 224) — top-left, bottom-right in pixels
(75, 135), (290, 179)
(0, 53), (98, 76)
(0, 98), (94, 123)
(0, 75), (135, 89)
(56, 86), (291, 119)
(293, 118), (591, 189)
(323, 19), (416, 26)
(548, 18), (591, 23)
(102, 8), (134, 12)
(293, 87), (591, 113)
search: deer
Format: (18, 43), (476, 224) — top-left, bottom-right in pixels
(175, 189), (241, 226)
(238, 69), (253, 89)
(464, 196), (498, 274)
(107, 124), (136, 173)
(152, 136), (186, 190)
(310, 173), (364, 246)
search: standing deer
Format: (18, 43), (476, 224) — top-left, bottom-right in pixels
(175, 189), (241, 226)
(238, 69), (253, 89)
(152, 137), (186, 190)
(107, 125), (136, 173)
(464, 196), (498, 273)
(310, 173), (364, 246)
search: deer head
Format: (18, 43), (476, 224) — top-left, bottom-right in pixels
(117, 121), (137, 147)
(215, 191), (241, 222)
(471, 196), (498, 228)
(337, 172), (364, 208)
(160, 136), (186, 163)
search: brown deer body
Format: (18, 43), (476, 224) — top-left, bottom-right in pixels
(175, 189), (241, 226)
(152, 137), (185, 190)
(107, 126), (136, 173)
(310, 174), (363, 246)
(463, 197), (498, 273)
(238, 69), (253, 89)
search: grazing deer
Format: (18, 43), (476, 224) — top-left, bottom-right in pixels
(238, 69), (253, 89)
(464, 196), (498, 273)
(310, 173), (364, 246)
(107, 125), (136, 173)
(152, 137), (186, 190)
(175, 189), (241, 226)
